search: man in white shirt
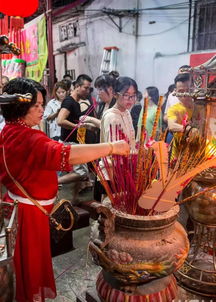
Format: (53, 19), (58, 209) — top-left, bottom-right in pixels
(164, 93), (179, 115)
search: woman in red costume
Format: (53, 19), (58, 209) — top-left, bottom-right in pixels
(0, 78), (129, 302)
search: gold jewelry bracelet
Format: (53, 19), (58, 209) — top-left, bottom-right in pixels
(108, 142), (114, 155)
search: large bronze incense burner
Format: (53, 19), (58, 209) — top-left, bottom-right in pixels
(88, 62), (216, 301)
(89, 202), (189, 302)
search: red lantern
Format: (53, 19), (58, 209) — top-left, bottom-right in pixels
(0, 0), (39, 18)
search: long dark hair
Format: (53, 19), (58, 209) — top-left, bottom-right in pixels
(146, 86), (159, 106)
(94, 74), (117, 95)
(114, 77), (138, 95)
(1, 78), (45, 121)
(95, 74), (118, 119)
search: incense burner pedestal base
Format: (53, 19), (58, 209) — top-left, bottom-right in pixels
(96, 270), (177, 302)
(177, 177), (216, 297)
(175, 219), (216, 297)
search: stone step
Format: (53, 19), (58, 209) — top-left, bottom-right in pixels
(73, 206), (90, 229)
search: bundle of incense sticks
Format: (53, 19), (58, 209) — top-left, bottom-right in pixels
(75, 96), (216, 215)
(147, 136), (216, 214)
(93, 96), (163, 215)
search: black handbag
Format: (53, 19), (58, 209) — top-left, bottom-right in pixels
(49, 199), (78, 243)
(2, 145), (77, 243)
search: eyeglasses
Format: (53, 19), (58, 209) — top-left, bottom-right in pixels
(118, 93), (137, 101)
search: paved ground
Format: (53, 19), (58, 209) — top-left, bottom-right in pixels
(49, 226), (100, 302)
(48, 183), (99, 302)
(48, 183), (214, 302)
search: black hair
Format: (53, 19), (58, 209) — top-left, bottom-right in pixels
(1, 78), (44, 121)
(146, 86), (159, 106)
(164, 84), (175, 102)
(94, 74), (117, 95)
(137, 91), (143, 102)
(63, 74), (72, 80)
(28, 79), (47, 105)
(74, 74), (92, 87)
(61, 79), (72, 91)
(174, 73), (190, 85)
(114, 76), (138, 95)
(167, 84), (175, 93)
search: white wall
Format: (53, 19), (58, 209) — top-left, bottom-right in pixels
(154, 53), (190, 94)
(80, 0), (137, 79)
(135, 0), (190, 93)
(53, 0), (190, 94)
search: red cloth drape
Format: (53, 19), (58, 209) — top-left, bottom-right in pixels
(0, 16), (23, 60)
(0, 15), (9, 35)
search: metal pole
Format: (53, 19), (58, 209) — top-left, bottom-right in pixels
(187, 0), (192, 52)
(64, 52), (67, 75)
(192, 1), (197, 51)
(46, 0), (55, 96)
(134, 0), (139, 80)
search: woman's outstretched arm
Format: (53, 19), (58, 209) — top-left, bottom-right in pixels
(68, 140), (129, 165)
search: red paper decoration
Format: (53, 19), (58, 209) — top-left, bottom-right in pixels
(0, 0), (39, 18)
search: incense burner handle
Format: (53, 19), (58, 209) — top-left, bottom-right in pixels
(95, 205), (115, 249)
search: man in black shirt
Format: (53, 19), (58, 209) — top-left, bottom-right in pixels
(57, 74), (92, 203)
(58, 74), (92, 142)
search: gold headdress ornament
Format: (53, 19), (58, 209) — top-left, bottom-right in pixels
(0, 93), (32, 104)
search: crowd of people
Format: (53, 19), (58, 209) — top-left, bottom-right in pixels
(0, 77), (129, 302)
(0, 65), (193, 205)
(42, 66), (193, 204)
(0, 64), (194, 302)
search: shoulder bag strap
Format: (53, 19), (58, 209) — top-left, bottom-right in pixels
(2, 144), (49, 216)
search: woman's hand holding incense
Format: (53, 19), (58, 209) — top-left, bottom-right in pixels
(111, 140), (130, 156)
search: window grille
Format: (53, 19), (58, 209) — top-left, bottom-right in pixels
(193, 0), (216, 51)
(59, 21), (79, 42)
(66, 69), (76, 81)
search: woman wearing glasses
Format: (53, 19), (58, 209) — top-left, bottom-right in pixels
(100, 76), (137, 149)
(95, 76), (138, 202)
